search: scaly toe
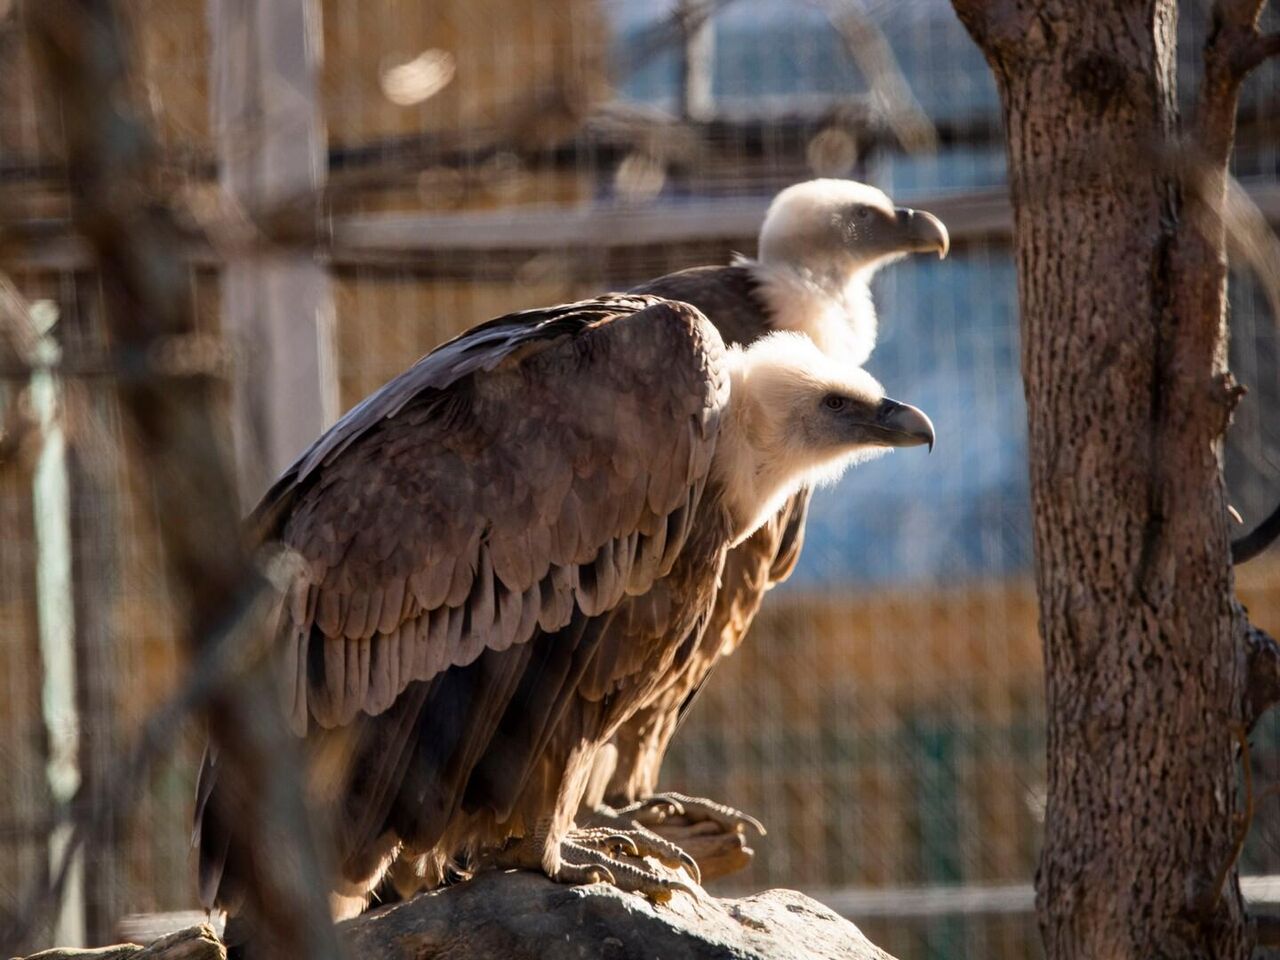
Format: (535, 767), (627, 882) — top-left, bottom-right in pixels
(620, 825), (703, 885)
(649, 793), (767, 836)
(620, 795), (685, 825)
(561, 841), (696, 903)
(556, 859), (616, 886)
(569, 827), (641, 858)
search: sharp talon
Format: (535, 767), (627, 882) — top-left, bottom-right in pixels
(648, 793), (766, 836)
(550, 825), (704, 900)
(655, 885), (696, 906)
(606, 834), (640, 857)
(678, 850), (702, 884)
(741, 813), (767, 836)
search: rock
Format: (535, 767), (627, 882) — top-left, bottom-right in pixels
(15, 925), (225, 960)
(14, 875), (897, 960)
(339, 870), (897, 960)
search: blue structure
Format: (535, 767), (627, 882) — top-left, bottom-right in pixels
(605, 0), (1277, 587)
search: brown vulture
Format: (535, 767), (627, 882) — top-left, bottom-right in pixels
(584, 180), (949, 867)
(194, 291), (934, 918)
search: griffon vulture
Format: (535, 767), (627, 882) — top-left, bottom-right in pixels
(587, 180), (949, 855)
(194, 292), (933, 916)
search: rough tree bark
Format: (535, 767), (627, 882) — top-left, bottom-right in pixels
(948, 1), (1279, 958)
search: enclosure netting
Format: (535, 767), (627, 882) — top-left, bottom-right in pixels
(0, 3), (1277, 959)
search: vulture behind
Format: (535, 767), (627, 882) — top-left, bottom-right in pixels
(587, 180), (950, 848)
(194, 293), (935, 917)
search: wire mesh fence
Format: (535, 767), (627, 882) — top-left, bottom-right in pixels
(0, 2), (1277, 959)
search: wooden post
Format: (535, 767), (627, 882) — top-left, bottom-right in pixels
(208, 0), (337, 509)
(678, 0), (714, 122)
(28, 300), (85, 949)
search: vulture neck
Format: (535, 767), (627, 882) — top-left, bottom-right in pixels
(714, 364), (853, 547)
(742, 257), (878, 366)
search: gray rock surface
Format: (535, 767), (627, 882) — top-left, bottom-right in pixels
(339, 870), (897, 960)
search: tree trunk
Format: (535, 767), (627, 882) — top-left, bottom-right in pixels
(948, 1), (1270, 957)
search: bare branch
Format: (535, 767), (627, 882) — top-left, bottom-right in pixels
(1244, 618), (1280, 730)
(1204, 0), (1278, 76)
(1197, 1), (1274, 163)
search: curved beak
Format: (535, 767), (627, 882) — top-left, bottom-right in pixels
(894, 207), (950, 259)
(872, 397), (935, 452)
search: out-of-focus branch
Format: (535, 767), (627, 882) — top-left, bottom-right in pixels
(23, 2), (343, 959)
(819, 0), (937, 153)
(1244, 617), (1280, 730)
(1205, 0), (1279, 79)
(1197, 0), (1273, 166)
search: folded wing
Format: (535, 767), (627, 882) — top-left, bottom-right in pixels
(257, 295), (730, 735)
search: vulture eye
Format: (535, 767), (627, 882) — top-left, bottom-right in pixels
(853, 205), (873, 221)
(822, 394), (847, 412)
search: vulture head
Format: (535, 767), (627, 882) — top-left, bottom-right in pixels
(746, 178), (950, 365)
(719, 331), (934, 543)
(759, 178), (950, 271)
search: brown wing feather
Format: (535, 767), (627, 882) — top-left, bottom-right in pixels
(267, 295), (727, 736)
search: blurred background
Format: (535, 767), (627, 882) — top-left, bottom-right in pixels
(0, 2), (1277, 958)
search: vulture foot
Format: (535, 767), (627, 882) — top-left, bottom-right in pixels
(621, 792), (767, 837)
(559, 835), (698, 902)
(484, 825), (699, 903)
(570, 825), (702, 884)
(590, 794), (763, 882)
